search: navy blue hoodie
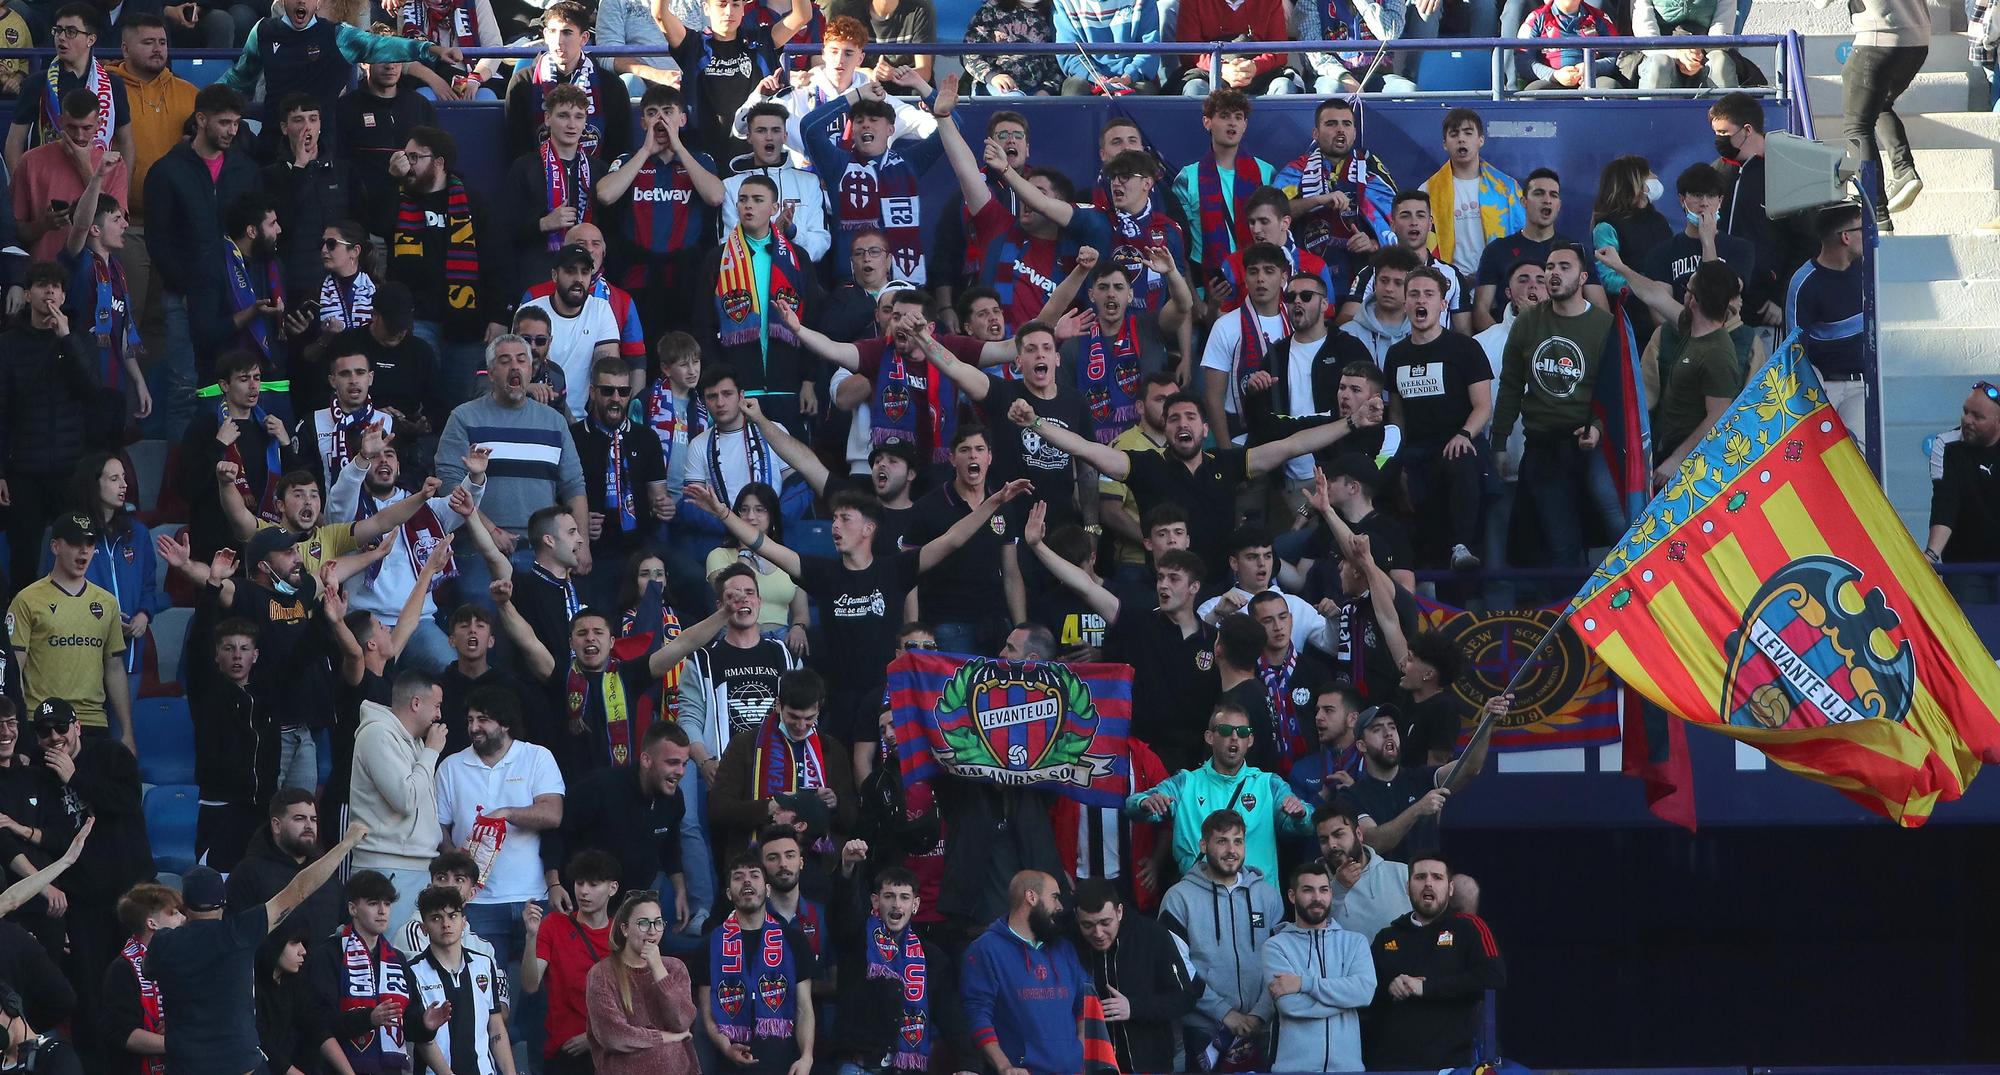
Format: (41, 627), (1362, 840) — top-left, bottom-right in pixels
(961, 918), (1092, 1075)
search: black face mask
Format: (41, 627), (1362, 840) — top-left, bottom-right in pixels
(1714, 133), (1739, 161)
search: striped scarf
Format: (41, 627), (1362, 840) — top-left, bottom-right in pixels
(221, 403), (283, 522)
(863, 915), (930, 1071)
(1196, 151), (1262, 269)
(709, 914), (799, 1047)
(1234, 302), (1275, 389)
(752, 714), (826, 800)
(318, 271), (376, 330)
(225, 243), (284, 361)
(335, 927), (410, 1072)
(533, 51), (603, 152)
(86, 249), (133, 387)
(541, 142), (592, 252)
(1077, 314), (1143, 441)
(398, 0), (479, 50)
(39, 58), (114, 150)
(122, 937), (166, 1075)
(715, 227), (803, 349)
(1258, 648), (1309, 767)
(393, 176), (480, 313)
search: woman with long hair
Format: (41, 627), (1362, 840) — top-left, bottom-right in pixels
(585, 891), (698, 1074)
(701, 483), (808, 656)
(51, 453), (161, 705)
(1590, 155), (1674, 286)
(618, 548), (687, 722)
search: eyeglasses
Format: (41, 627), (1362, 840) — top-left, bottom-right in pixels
(322, 237), (358, 250)
(51, 24), (92, 37)
(631, 917), (667, 930)
(594, 384), (631, 397)
(518, 334), (551, 347)
(1208, 724), (1254, 739)
(1284, 290), (1325, 304)
(852, 248), (888, 260)
(1976, 381), (1999, 402)
(902, 639), (938, 651)
(403, 151), (434, 165)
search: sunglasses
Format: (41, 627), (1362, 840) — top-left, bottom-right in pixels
(322, 237), (358, 250)
(1209, 724), (1254, 739)
(593, 384), (631, 397)
(1978, 381), (2000, 402)
(1284, 290), (1325, 304)
(902, 639), (938, 650)
(35, 719), (75, 737)
(518, 334), (551, 347)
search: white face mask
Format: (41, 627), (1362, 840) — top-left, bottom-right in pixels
(1643, 176), (1665, 205)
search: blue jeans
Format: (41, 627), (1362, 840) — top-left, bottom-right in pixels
(413, 320), (491, 411)
(1515, 436), (1626, 576)
(1483, 480), (1520, 608)
(278, 726), (317, 791)
(144, 291), (201, 439)
(678, 766), (716, 939)
(373, 866), (433, 941)
(394, 616), (456, 674)
(933, 619), (1006, 657)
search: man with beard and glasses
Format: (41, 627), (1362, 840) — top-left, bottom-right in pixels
(695, 853), (817, 1075)
(384, 125), (512, 407)
(961, 869), (1091, 1075)
(827, 866), (934, 1075)
(708, 671), (856, 861)
(142, 84), (258, 428)
(1313, 797), (1409, 941)
(213, 193), (300, 374)
(225, 787), (346, 941)
(1159, 808), (1282, 1070)
(1261, 858), (1375, 1073)
(1364, 853), (1506, 1070)
(1071, 878), (1198, 1075)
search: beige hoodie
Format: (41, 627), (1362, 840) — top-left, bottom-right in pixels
(349, 700), (441, 872)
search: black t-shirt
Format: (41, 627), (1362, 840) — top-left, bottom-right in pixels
(147, 908), (269, 1075)
(1105, 612), (1218, 771)
(335, 88), (439, 208)
(1346, 765), (1440, 863)
(1401, 692), (1466, 767)
(702, 638), (794, 746)
(980, 375), (1096, 526)
(1218, 678), (1281, 774)
(231, 579), (333, 730)
(1332, 584), (1419, 704)
(1031, 587), (1109, 656)
(1121, 447), (1249, 582)
(901, 483), (1026, 624)
(439, 664), (529, 760)
(1301, 507), (1415, 605)
(512, 565), (582, 668)
(1383, 331), (1493, 448)
(672, 27), (774, 163)
(327, 325), (444, 429)
(1640, 231), (1758, 302)
(799, 551), (916, 699)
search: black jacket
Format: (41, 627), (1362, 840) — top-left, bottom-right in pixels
(176, 407), (297, 561)
(0, 325), (95, 479)
(263, 156), (363, 298)
(500, 149), (605, 297)
(55, 738), (154, 905)
(0, 919), (73, 1029)
(935, 778), (1063, 927)
(378, 175), (514, 342)
(142, 141), (262, 300)
(1241, 328), (1372, 445)
(547, 762), (686, 897)
(570, 415), (670, 561)
(1364, 911), (1506, 1070)
(224, 826), (345, 945)
(1080, 912), (1200, 1074)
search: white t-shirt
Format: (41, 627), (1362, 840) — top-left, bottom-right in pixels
(1451, 176), (1483, 277)
(1199, 309), (1289, 415)
(435, 740), (566, 905)
(525, 294), (625, 421)
(832, 368), (873, 474)
(683, 425), (795, 500)
(1282, 334), (1329, 481)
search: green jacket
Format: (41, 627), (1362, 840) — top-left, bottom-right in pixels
(1126, 760), (1310, 881)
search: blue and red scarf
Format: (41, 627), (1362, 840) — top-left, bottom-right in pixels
(715, 227), (804, 350)
(753, 716), (827, 801)
(644, 383), (707, 474)
(872, 348), (959, 464)
(335, 927), (411, 1073)
(768, 898), (828, 961)
(221, 403), (283, 522)
(863, 914), (930, 1071)
(541, 142), (592, 252)
(86, 249), (136, 389)
(709, 913), (800, 1048)
(1077, 314), (1144, 443)
(1234, 303), (1275, 389)
(393, 176), (480, 314)
(1195, 151), (1263, 269)
(225, 243), (283, 362)
(1103, 205), (1177, 312)
(1258, 648), (1309, 770)
(596, 420), (637, 533)
(531, 52), (606, 152)
(835, 151), (926, 282)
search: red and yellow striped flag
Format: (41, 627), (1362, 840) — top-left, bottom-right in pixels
(1567, 335), (2000, 826)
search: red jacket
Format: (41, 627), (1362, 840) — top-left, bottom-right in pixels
(1174, 0), (1290, 76)
(1050, 738), (1172, 912)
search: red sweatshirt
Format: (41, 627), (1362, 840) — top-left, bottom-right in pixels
(1174, 0), (1290, 75)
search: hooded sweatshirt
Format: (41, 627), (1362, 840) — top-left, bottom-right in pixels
(960, 918), (1092, 1075)
(1331, 847), (1411, 942)
(1339, 301), (1412, 366)
(1159, 865), (1281, 1034)
(348, 700), (441, 872)
(1261, 920), (1376, 1073)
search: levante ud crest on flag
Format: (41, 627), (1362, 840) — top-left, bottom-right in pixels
(931, 658), (1115, 789)
(1720, 555), (1916, 730)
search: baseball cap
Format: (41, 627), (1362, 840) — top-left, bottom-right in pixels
(773, 791), (831, 839)
(245, 527), (303, 566)
(181, 866), (227, 912)
(30, 698), (77, 733)
(868, 437), (919, 469)
(1325, 454), (1383, 491)
(1357, 704), (1398, 732)
(50, 512), (100, 545)
(553, 243), (595, 271)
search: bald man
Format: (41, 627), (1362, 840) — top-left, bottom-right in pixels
(961, 871), (1092, 1075)
(520, 222), (647, 372)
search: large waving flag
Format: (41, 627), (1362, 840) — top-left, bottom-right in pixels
(1593, 293), (1653, 523)
(889, 651), (1134, 807)
(1567, 334), (2000, 825)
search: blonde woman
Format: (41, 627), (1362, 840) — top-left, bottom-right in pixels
(586, 891), (698, 1074)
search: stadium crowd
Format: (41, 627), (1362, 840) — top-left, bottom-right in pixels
(0, 0), (1977, 1070)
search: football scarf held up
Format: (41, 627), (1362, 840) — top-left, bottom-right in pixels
(121, 938), (166, 1075)
(1077, 315), (1143, 441)
(715, 227), (804, 350)
(1196, 151), (1263, 267)
(709, 912), (799, 1048)
(567, 659), (641, 765)
(398, 0), (479, 51)
(221, 403), (283, 522)
(863, 914), (930, 1071)
(336, 926), (411, 1072)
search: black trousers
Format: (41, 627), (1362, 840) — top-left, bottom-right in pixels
(196, 801), (261, 872)
(1842, 44), (1927, 215)
(3, 467), (70, 605)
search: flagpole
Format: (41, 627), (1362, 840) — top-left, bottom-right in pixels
(1442, 604), (1577, 795)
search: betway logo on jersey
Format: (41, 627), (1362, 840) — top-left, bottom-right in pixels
(1011, 259), (1055, 295)
(632, 186), (693, 204)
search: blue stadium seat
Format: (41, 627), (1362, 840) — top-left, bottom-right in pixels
(145, 785), (200, 875)
(791, 519), (836, 561)
(136, 696), (195, 786)
(1417, 49), (1495, 92)
(125, 440), (171, 514)
(149, 606), (194, 689)
(172, 58), (231, 88)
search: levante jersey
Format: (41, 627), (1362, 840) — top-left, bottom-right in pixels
(967, 199), (1075, 331)
(615, 151), (718, 259)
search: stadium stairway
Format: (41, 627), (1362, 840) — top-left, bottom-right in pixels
(1747, 0), (1993, 534)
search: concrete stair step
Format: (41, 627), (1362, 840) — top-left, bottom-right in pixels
(1877, 233), (2000, 281)
(1745, 0), (1966, 35)
(1881, 187), (2000, 232)
(1879, 324), (2000, 375)
(1806, 70), (1980, 112)
(1910, 147), (2000, 191)
(1879, 277), (2000, 324)
(1814, 108), (2000, 149)
(1797, 31), (1981, 73)
(1882, 372), (2000, 424)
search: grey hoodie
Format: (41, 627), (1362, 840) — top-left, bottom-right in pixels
(1261, 920), (1377, 1073)
(348, 700), (441, 872)
(1339, 303), (1412, 366)
(1332, 847), (1412, 941)
(1159, 865), (1282, 1035)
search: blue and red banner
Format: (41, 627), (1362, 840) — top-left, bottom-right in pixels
(888, 651), (1134, 808)
(1418, 597), (1622, 753)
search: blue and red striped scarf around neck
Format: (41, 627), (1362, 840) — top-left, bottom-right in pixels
(1196, 150), (1262, 267)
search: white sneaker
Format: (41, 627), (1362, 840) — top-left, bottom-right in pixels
(1885, 175), (1923, 214)
(1450, 543), (1481, 572)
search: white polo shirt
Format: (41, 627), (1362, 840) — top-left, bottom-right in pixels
(435, 739), (566, 905)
